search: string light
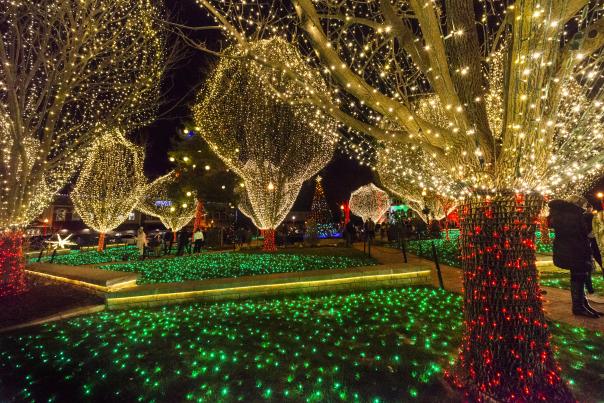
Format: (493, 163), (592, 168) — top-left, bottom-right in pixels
(0, 0), (166, 296)
(192, 39), (337, 250)
(138, 171), (197, 233)
(0, 287), (600, 401)
(71, 131), (146, 251)
(192, 1), (604, 397)
(349, 184), (390, 223)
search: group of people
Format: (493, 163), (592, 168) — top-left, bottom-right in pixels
(549, 195), (604, 318)
(135, 227), (205, 260)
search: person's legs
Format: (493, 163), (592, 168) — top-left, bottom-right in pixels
(586, 266), (595, 294)
(571, 271), (599, 318)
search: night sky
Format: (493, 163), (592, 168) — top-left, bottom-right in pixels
(142, 0), (374, 216)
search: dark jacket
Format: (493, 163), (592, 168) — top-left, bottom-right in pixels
(548, 199), (592, 271)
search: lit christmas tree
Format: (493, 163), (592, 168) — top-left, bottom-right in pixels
(309, 177), (332, 224)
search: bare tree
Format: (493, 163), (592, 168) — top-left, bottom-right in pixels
(0, 0), (167, 296)
(71, 130), (146, 252)
(187, 0), (604, 399)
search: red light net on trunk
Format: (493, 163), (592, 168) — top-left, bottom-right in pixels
(0, 231), (27, 297)
(447, 194), (572, 402)
(261, 229), (276, 252)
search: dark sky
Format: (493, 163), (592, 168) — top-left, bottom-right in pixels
(142, 0), (373, 215)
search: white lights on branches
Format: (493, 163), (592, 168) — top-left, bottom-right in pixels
(71, 130), (146, 239)
(193, 38), (337, 231)
(0, 0), (166, 229)
(193, 0), (604, 199)
(138, 171), (197, 232)
(349, 183), (390, 223)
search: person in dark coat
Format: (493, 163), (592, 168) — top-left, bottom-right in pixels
(584, 204), (602, 294)
(176, 229), (190, 256)
(344, 220), (355, 247)
(549, 196), (601, 318)
(163, 229), (173, 255)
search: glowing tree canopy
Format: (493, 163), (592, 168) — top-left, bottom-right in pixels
(189, 1), (604, 398)
(0, 0), (166, 229)
(0, 0), (166, 297)
(192, 39), (337, 250)
(72, 130), (146, 251)
(138, 171), (197, 233)
(377, 147), (454, 223)
(349, 184), (390, 223)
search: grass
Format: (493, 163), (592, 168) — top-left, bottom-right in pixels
(403, 230), (552, 268)
(0, 287), (601, 402)
(30, 246), (139, 266)
(540, 272), (604, 297)
(100, 250), (377, 284)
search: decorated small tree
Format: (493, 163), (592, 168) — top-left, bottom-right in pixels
(138, 171), (197, 235)
(192, 39), (336, 251)
(72, 131), (146, 251)
(349, 184), (391, 223)
(308, 176), (338, 238)
(0, 0), (166, 296)
(309, 177), (332, 225)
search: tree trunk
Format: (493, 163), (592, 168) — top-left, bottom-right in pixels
(97, 233), (105, 252)
(450, 194), (572, 401)
(192, 200), (205, 243)
(0, 231), (27, 297)
(261, 229), (276, 252)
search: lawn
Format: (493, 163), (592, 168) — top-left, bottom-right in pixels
(402, 229), (553, 268)
(100, 249), (377, 284)
(0, 287), (601, 402)
(540, 273), (604, 297)
(30, 245), (140, 266)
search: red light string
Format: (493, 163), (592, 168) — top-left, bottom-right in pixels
(447, 194), (573, 402)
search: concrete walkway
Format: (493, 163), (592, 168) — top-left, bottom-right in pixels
(354, 243), (604, 332)
(26, 262), (139, 293)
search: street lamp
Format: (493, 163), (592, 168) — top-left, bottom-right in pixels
(597, 192), (604, 209)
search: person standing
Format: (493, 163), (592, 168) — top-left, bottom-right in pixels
(193, 228), (204, 253)
(344, 220), (355, 247)
(163, 229), (173, 255)
(136, 227), (147, 260)
(177, 228), (190, 256)
(549, 196), (601, 318)
(584, 204), (602, 294)
(592, 210), (604, 277)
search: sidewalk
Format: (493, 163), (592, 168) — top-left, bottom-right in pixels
(354, 243), (604, 332)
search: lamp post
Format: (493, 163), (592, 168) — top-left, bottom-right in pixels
(597, 192), (604, 210)
(43, 218), (49, 236)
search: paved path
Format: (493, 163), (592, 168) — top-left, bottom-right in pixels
(26, 262), (139, 291)
(354, 243), (604, 332)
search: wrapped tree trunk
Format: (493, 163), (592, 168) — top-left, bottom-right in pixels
(451, 194), (572, 401)
(0, 231), (27, 297)
(192, 200), (205, 243)
(97, 233), (106, 252)
(261, 229), (276, 252)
